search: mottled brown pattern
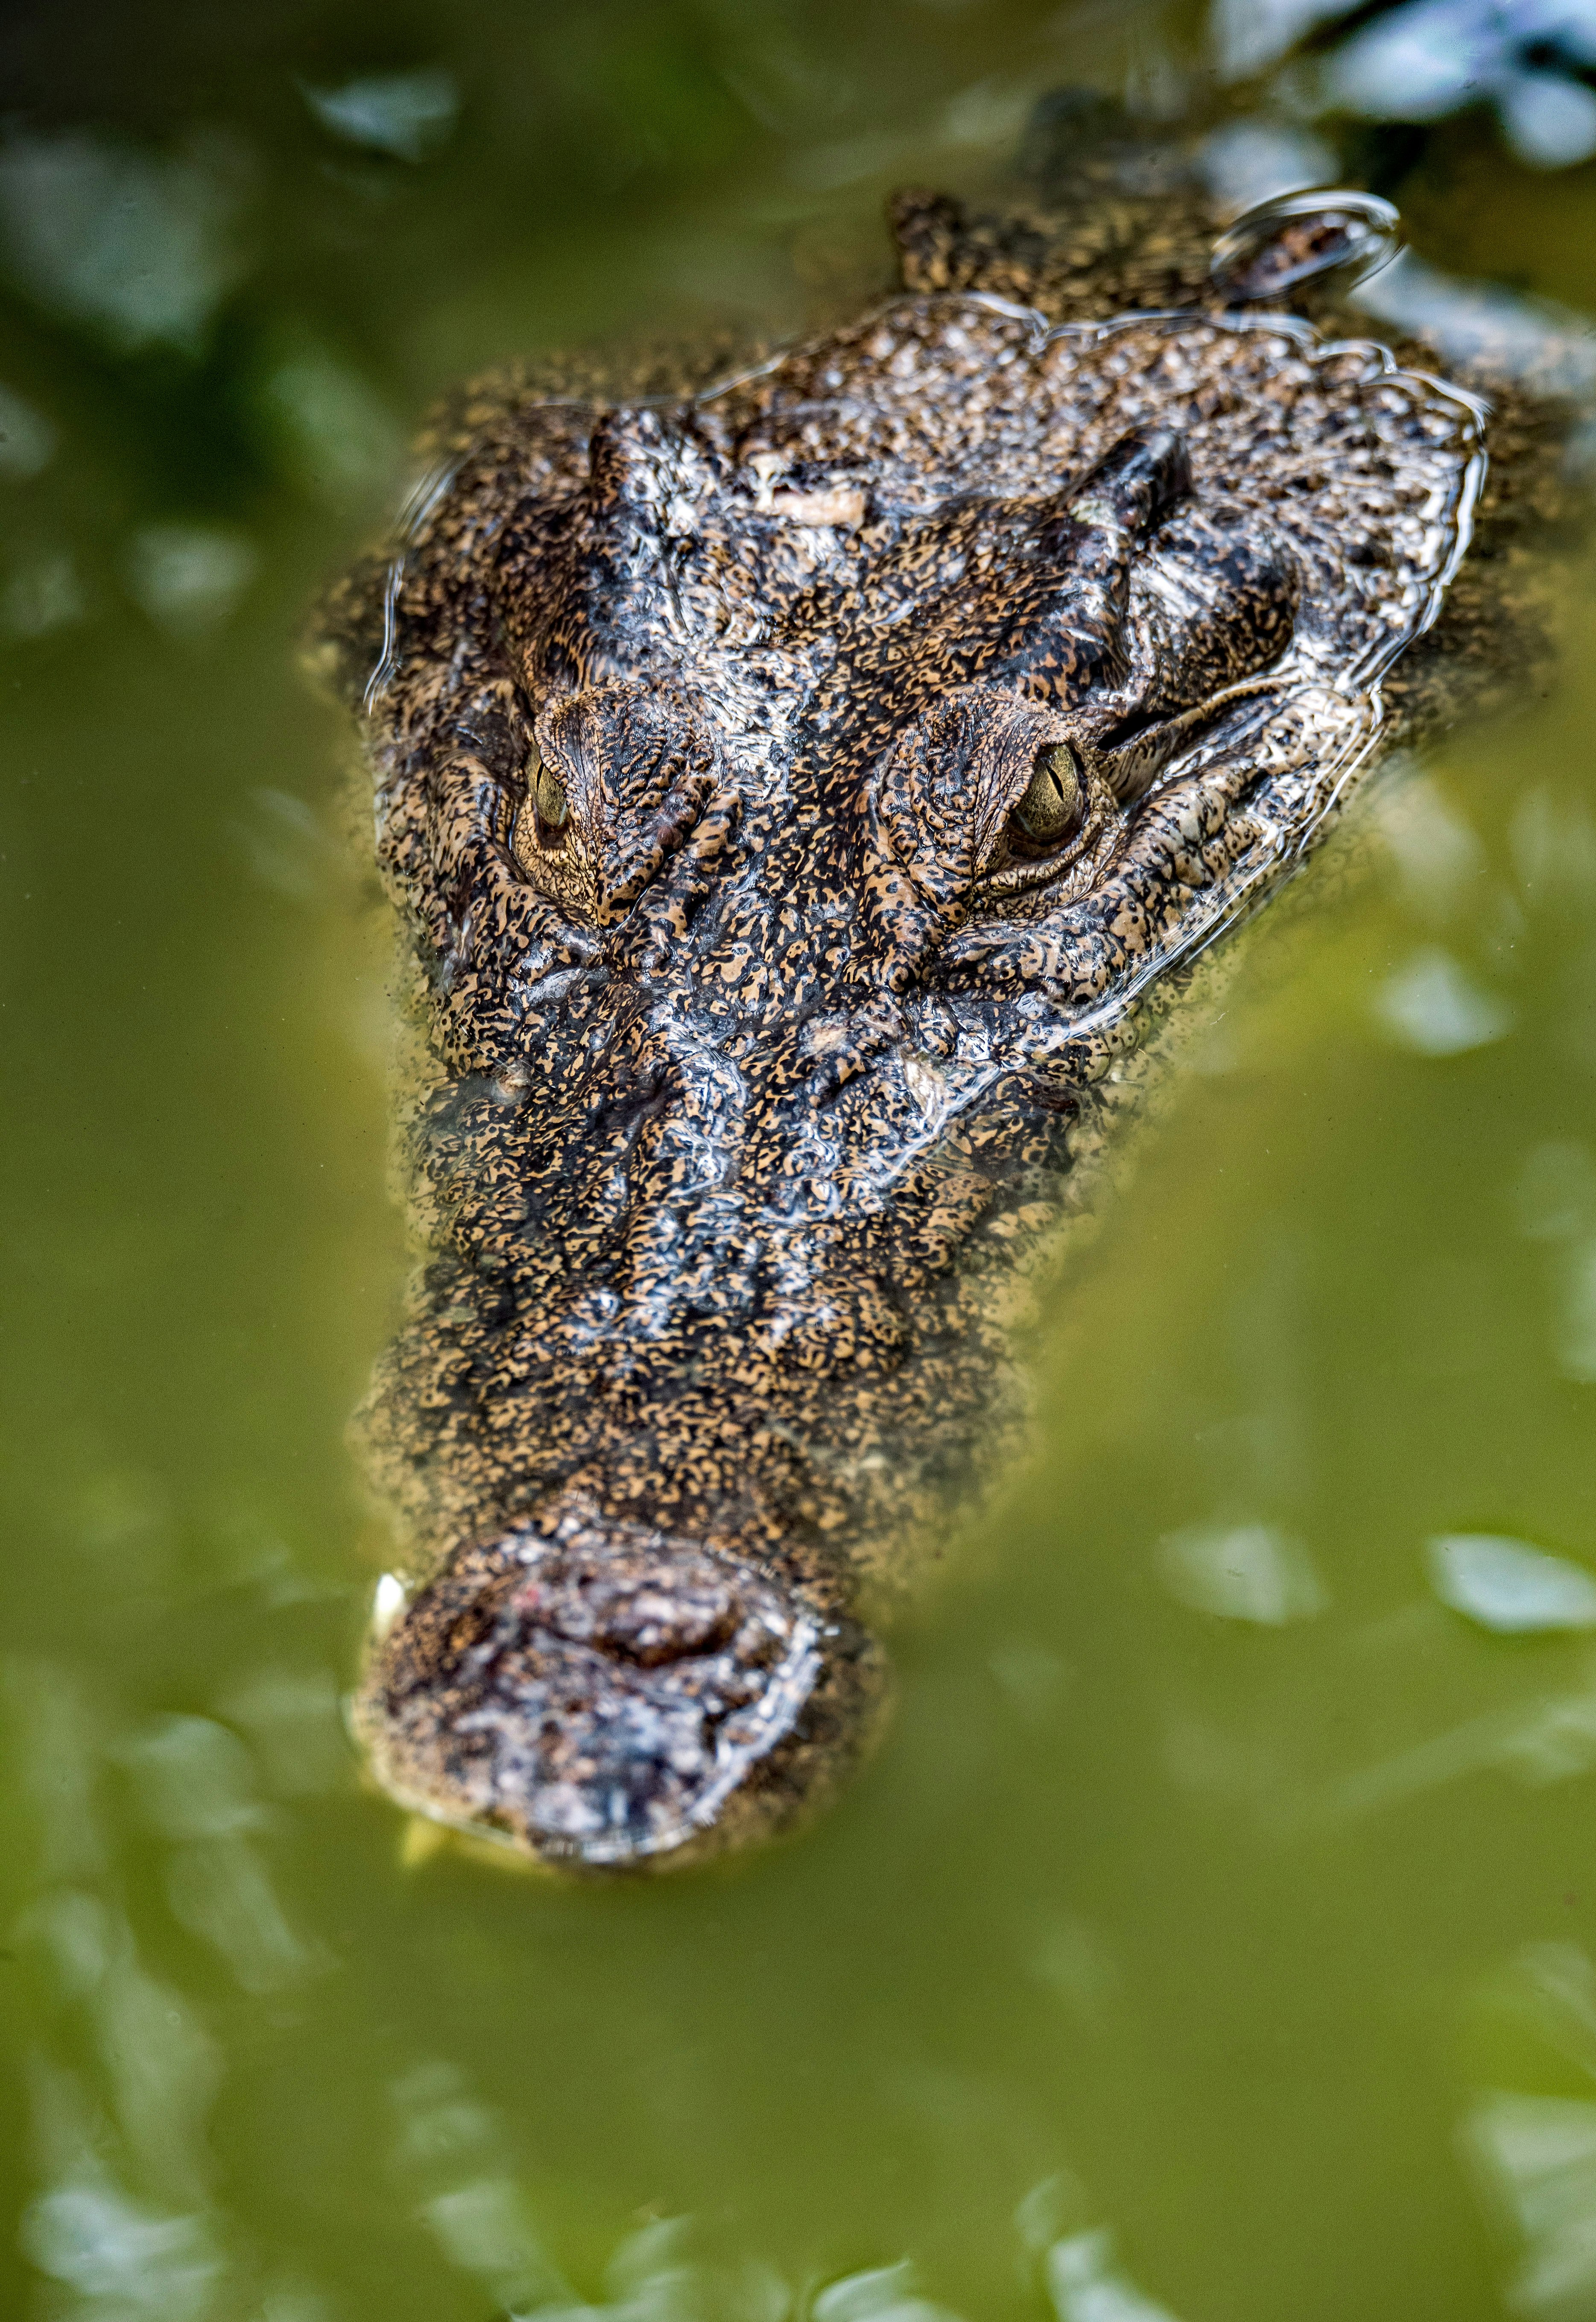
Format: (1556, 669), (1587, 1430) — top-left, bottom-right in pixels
(313, 129), (1529, 1872)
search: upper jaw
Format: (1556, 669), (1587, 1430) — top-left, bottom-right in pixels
(355, 1494), (887, 1872)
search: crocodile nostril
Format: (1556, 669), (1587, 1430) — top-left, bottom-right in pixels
(517, 1568), (742, 1666)
(354, 1508), (887, 1870)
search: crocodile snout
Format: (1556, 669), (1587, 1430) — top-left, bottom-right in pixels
(356, 1497), (886, 1870)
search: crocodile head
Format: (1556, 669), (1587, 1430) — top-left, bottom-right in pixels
(321, 193), (1484, 1871)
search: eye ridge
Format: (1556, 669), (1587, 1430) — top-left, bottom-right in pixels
(1006, 741), (1084, 857)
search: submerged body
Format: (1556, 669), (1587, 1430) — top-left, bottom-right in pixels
(316, 129), (1525, 1870)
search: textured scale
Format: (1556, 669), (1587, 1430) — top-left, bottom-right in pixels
(313, 150), (1513, 1873)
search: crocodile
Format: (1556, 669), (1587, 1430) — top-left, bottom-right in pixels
(312, 106), (1557, 1873)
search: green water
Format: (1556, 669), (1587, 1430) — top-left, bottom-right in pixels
(7, 2), (1596, 2316)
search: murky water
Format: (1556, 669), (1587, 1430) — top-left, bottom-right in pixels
(8, 2), (1596, 2316)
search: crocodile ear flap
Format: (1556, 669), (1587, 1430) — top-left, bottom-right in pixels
(1096, 675), (1287, 805)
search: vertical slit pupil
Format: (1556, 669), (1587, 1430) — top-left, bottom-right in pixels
(531, 748), (570, 841)
(1011, 743), (1083, 847)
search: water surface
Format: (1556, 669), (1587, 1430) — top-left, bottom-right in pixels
(6, 3), (1596, 2316)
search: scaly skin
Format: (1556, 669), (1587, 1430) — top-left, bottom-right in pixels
(312, 125), (1544, 1872)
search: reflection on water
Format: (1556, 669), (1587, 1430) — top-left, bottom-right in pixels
(0, 128), (248, 355)
(252, 335), (400, 508)
(1353, 248), (1596, 395)
(1158, 1522), (1327, 1625)
(808, 2258), (959, 2322)
(1462, 1944), (1596, 2315)
(300, 71), (462, 167)
(392, 2060), (572, 2314)
(1469, 2093), (1596, 2318)
(1515, 1142), (1596, 1384)
(235, 788), (354, 910)
(20, 1891), (221, 2204)
(1376, 769), (1488, 922)
(1196, 118), (1338, 208)
(218, 1669), (351, 1798)
(20, 2140), (222, 2322)
(9, 1668), (230, 2322)
(1310, 1660), (1596, 1820)
(1013, 2184), (1185, 2322)
(1044, 2233), (1183, 2322)
(0, 383), (55, 480)
(164, 1836), (328, 1997)
(3, 1546), (357, 2313)
(4, 551), (86, 644)
(123, 527), (257, 641)
(1375, 945), (1514, 1057)
(115, 1716), (331, 1994)
(987, 1641), (1074, 1726)
(1318, 2), (1596, 168)
(1026, 1913), (1124, 2031)
(1221, 0), (1596, 168)
(1428, 1533), (1596, 1632)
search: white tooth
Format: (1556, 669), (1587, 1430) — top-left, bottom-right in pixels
(372, 1572), (408, 1638)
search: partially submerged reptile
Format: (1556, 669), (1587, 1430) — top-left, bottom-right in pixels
(313, 105), (1561, 1872)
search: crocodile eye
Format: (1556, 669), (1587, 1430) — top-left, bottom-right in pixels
(529, 745), (570, 847)
(1007, 741), (1083, 855)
